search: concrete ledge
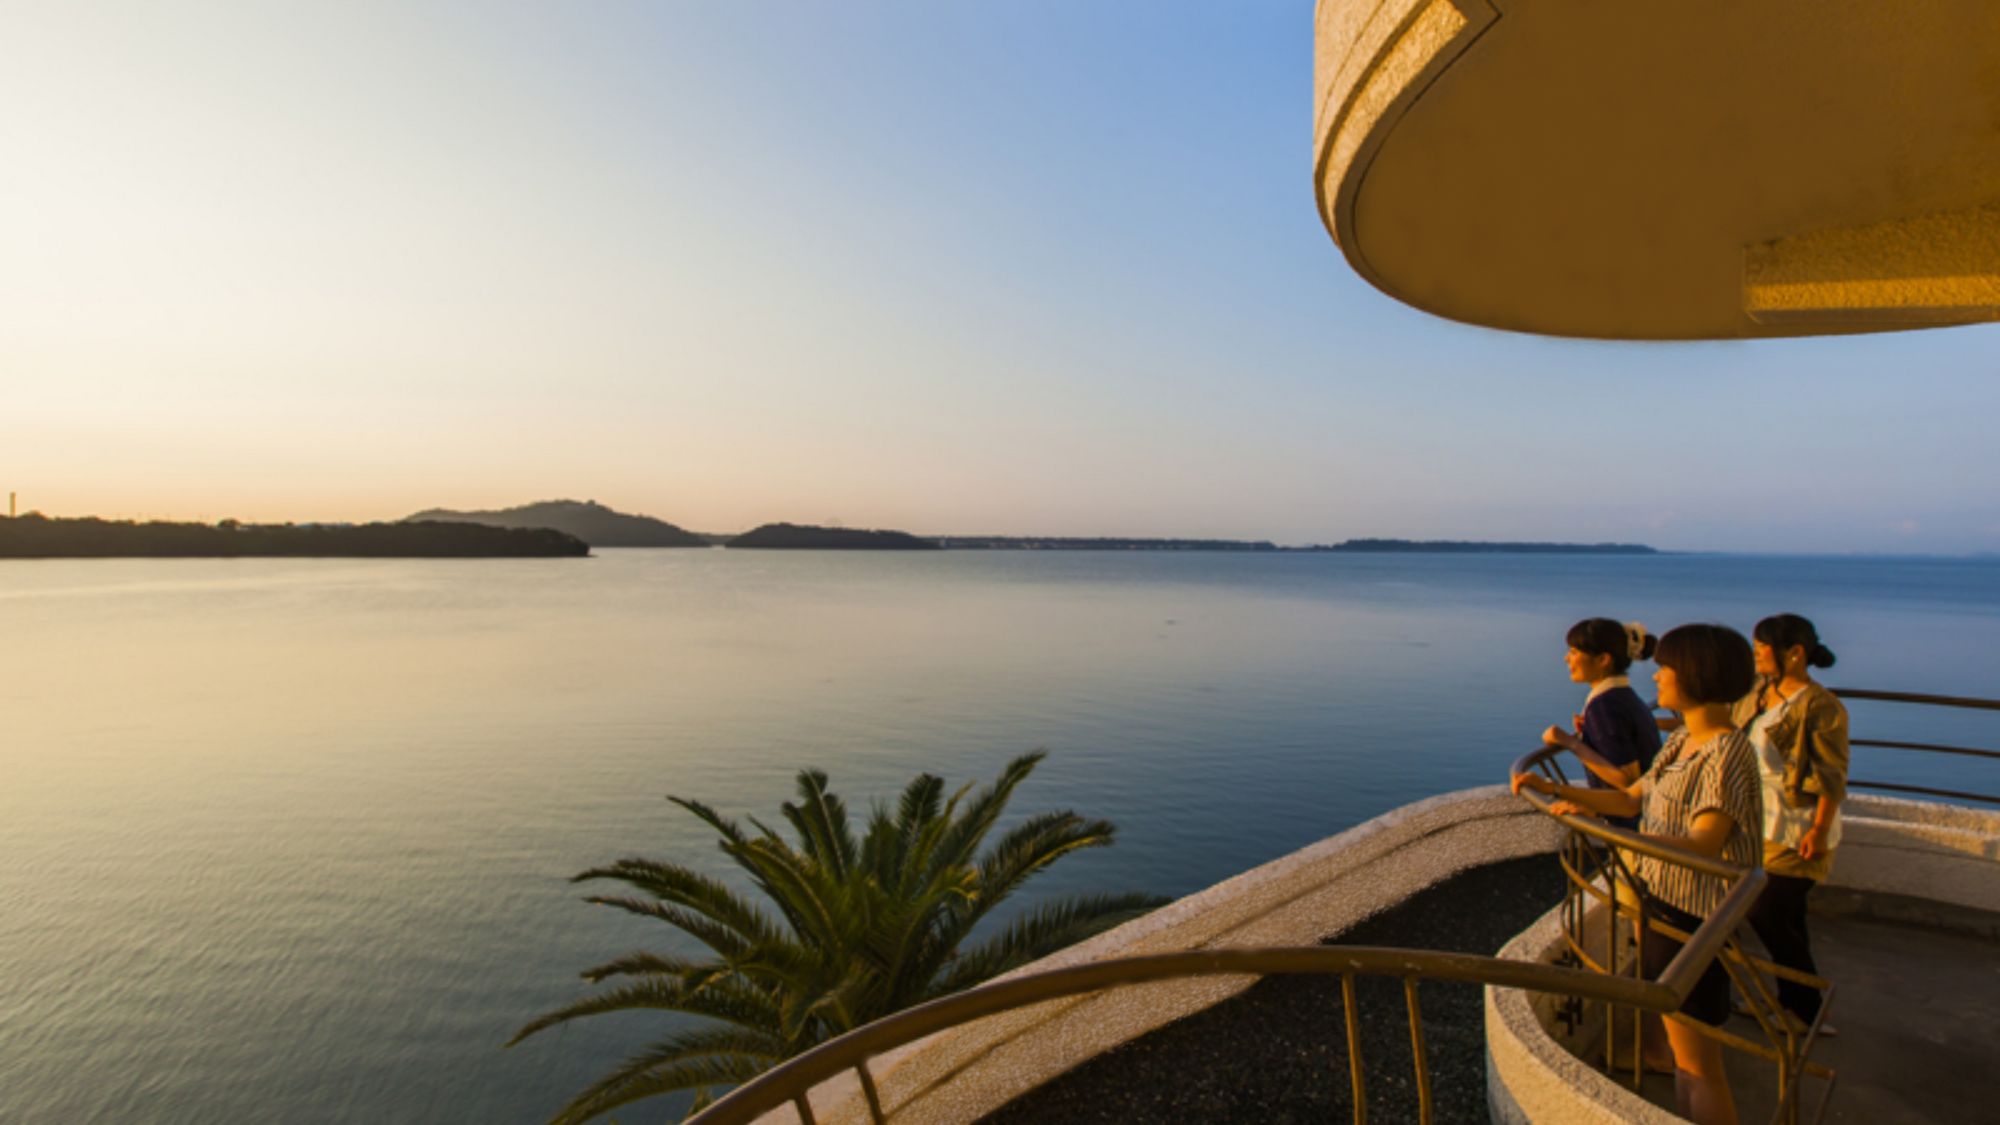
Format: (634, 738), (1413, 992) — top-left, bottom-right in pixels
(764, 786), (1561, 1124)
(1830, 795), (2000, 915)
(1486, 903), (1676, 1125)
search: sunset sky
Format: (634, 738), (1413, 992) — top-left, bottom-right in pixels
(5, 2), (1997, 553)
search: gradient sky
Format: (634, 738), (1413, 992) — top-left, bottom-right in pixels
(4, 2), (1997, 552)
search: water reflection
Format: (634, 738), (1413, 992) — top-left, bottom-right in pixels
(1, 550), (1994, 1121)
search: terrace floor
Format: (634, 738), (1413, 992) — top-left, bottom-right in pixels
(1631, 912), (2000, 1124)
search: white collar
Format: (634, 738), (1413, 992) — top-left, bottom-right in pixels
(1585, 675), (1630, 704)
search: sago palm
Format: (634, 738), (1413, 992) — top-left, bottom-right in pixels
(508, 751), (1166, 1124)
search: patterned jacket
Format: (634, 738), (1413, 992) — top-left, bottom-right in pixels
(1734, 679), (1850, 809)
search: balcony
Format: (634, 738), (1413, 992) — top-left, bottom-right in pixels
(1311, 1), (2000, 339)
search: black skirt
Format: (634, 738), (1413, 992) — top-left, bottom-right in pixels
(1636, 897), (1733, 1027)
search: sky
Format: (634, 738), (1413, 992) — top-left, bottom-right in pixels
(3, 1), (1997, 553)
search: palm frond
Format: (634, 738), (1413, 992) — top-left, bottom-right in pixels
(782, 768), (858, 878)
(507, 975), (784, 1048)
(576, 949), (706, 983)
(859, 802), (901, 886)
(729, 838), (844, 952)
(578, 895), (762, 961)
(927, 751), (1046, 881)
(545, 1033), (780, 1125)
(928, 890), (1167, 998)
(897, 772), (944, 834)
(969, 811), (1117, 918)
(668, 796), (750, 849)
(573, 857), (782, 949)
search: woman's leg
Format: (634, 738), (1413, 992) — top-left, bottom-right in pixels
(1635, 913), (1675, 1070)
(1666, 1017), (1738, 1125)
(1747, 873), (1822, 1022)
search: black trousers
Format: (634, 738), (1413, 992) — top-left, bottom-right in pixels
(1746, 872), (1822, 1022)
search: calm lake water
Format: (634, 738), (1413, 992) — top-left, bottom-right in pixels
(4, 549), (1996, 1121)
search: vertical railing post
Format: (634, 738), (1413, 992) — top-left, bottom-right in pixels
(855, 1059), (886, 1124)
(1403, 977), (1432, 1125)
(1340, 972), (1367, 1124)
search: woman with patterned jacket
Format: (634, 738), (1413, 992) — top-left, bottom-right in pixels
(1736, 613), (1849, 1034)
(1515, 624), (1761, 1125)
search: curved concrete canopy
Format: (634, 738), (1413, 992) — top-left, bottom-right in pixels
(1313, 0), (2000, 339)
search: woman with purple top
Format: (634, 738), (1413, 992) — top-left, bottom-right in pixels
(1540, 618), (1663, 829)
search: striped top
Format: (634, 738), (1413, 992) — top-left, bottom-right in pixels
(1634, 727), (1762, 916)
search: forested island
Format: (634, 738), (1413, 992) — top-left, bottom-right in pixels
(728, 523), (940, 550)
(936, 536), (1278, 551)
(1311, 539), (1657, 554)
(0, 514), (590, 558)
(405, 499), (708, 547)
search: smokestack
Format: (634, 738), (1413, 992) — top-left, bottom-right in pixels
(7, 492), (13, 518)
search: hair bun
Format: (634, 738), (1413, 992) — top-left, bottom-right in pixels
(1810, 644), (1837, 669)
(1624, 621), (1656, 662)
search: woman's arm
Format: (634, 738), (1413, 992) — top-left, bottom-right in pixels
(1567, 742), (1642, 787)
(1646, 808), (1734, 857)
(1803, 695), (1850, 800)
(1511, 770), (1642, 819)
(1799, 793), (1838, 860)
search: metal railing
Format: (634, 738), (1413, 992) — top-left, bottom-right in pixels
(683, 689), (2000, 1125)
(1513, 745), (1834, 1125)
(1832, 687), (2000, 806)
(687, 815), (1772, 1125)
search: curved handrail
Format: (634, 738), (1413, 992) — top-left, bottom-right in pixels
(688, 946), (1690, 1125)
(1828, 686), (2000, 805)
(689, 760), (1763, 1125)
(1830, 687), (2000, 712)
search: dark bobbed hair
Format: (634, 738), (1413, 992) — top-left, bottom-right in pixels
(1566, 617), (1656, 672)
(1754, 613), (1836, 669)
(1655, 623), (1756, 706)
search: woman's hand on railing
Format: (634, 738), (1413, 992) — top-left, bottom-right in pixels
(1511, 770), (1551, 797)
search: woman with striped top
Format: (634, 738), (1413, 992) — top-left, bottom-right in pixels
(1515, 623), (1761, 1125)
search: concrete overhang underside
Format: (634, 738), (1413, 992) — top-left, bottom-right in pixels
(1313, 0), (2000, 339)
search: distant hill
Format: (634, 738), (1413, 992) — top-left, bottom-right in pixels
(1313, 538), (1657, 554)
(728, 523), (941, 550)
(405, 499), (707, 547)
(936, 536), (1278, 551)
(0, 513), (588, 558)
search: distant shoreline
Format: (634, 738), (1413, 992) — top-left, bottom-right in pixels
(929, 536), (1655, 554)
(0, 515), (590, 559)
(1303, 538), (1657, 555)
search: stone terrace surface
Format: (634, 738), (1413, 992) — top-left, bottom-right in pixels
(1634, 912), (2000, 1124)
(981, 855), (1567, 1124)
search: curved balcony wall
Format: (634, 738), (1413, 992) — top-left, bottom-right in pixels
(1313, 1), (2000, 339)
